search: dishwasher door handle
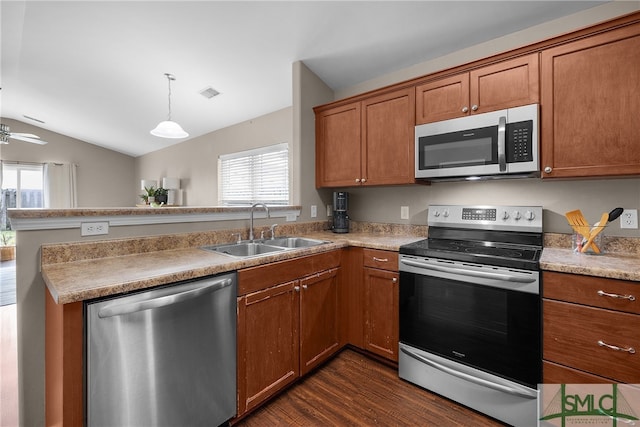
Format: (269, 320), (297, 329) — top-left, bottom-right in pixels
(98, 278), (233, 318)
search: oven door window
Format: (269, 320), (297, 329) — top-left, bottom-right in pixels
(418, 125), (497, 171)
(399, 272), (540, 387)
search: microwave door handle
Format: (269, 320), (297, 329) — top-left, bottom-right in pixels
(498, 116), (506, 172)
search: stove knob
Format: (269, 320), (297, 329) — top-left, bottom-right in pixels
(502, 211), (510, 220)
(442, 209), (450, 218)
(525, 210), (536, 221)
(512, 210), (522, 220)
(433, 210), (440, 217)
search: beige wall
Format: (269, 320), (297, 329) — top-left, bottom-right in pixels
(0, 118), (135, 207)
(135, 108), (293, 207)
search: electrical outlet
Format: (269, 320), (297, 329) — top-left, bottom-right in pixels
(327, 204), (332, 217)
(311, 205), (317, 218)
(401, 206), (409, 220)
(620, 209), (638, 229)
(81, 221), (109, 236)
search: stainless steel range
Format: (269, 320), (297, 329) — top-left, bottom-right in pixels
(398, 205), (542, 427)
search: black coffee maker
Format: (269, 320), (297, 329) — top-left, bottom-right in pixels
(332, 191), (349, 233)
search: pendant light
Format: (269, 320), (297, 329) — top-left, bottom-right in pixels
(150, 73), (189, 139)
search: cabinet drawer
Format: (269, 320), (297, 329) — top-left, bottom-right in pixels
(362, 249), (398, 271)
(543, 271), (640, 315)
(544, 300), (640, 382)
(543, 360), (611, 384)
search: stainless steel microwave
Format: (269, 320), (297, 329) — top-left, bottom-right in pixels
(415, 103), (539, 180)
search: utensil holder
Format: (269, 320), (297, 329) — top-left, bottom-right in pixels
(572, 227), (606, 254)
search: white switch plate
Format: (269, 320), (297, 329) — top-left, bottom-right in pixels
(327, 204), (332, 217)
(311, 205), (317, 218)
(81, 221), (109, 236)
(620, 209), (638, 229)
(401, 206), (409, 220)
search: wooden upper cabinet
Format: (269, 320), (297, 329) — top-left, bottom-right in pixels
(315, 87), (415, 188)
(470, 54), (539, 114)
(315, 102), (362, 187)
(540, 23), (640, 178)
(416, 53), (539, 125)
(361, 88), (415, 186)
(415, 74), (470, 124)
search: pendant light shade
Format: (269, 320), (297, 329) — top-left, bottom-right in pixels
(151, 73), (189, 139)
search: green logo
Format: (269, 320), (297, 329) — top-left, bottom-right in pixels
(540, 384), (638, 426)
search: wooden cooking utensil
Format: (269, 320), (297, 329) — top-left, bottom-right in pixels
(565, 210), (591, 239)
(582, 212), (609, 253)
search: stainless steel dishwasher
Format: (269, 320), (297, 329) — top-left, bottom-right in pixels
(85, 272), (236, 427)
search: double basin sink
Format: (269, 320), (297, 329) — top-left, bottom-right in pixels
(202, 237), (330, 258)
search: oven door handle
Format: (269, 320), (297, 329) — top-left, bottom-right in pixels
(400, 259), (536, 283)
(400, 347), (538, 399)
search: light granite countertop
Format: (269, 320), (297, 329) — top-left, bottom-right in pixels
(42, 230), (424, 304)
(540, 247), (640, 282)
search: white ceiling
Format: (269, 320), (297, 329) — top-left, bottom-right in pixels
(1, 1), (607, 157)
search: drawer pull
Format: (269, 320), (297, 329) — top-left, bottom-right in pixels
(597, 340), (636, 354)
(597, 290), (636, 301)
(373, 257), (389, 262)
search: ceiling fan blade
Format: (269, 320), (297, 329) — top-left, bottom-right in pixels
(11, 132), (40, 139)
(10, 134), (48, 145)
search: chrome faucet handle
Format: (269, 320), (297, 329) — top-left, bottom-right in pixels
(260, 230), (265, 239)
(232, 232), (242, 244)
(270, 224), (278, 239)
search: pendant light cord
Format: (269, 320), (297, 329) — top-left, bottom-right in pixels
(165, 73), (175, 121)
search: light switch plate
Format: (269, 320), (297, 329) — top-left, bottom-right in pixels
(401, 206), (409, 220)
(311, 205), (317, 218)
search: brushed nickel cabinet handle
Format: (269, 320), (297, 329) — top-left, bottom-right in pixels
(461, 106), (469, 113)
(373, 257), (389, 262)
(471, 104), (478, 111)
(598, 340), (636, 354)
(597, 290), (636, 301)
(392, 278), (397, 283)
(544, 166), (552, 174)
(294, 286), (300, 292)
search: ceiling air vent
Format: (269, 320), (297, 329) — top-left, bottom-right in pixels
(199, 87), (220, 99)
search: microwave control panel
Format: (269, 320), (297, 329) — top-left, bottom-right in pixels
(506, 121), (533, 163)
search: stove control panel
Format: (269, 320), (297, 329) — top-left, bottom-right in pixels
(429, 205), (542, 232)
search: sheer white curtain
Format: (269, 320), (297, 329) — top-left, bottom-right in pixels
(44, 163), (78, 208)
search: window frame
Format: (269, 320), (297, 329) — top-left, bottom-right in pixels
(217, 142), (290, 206)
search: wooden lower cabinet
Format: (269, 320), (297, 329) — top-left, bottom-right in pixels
(543, 271), (640, 383)
(236, 251), (341, 417)
(237, 281), (300, 415)
(362, 249), (399, 362)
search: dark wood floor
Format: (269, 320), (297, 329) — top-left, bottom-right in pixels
(236, 349), (507, 426)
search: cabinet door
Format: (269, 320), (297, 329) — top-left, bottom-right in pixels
(315, 103), (362, 187)
(540, 24), (640, 178)
(299, 268), (340, 375)
(363, 267), (399, 362)
(415, 74), (470, 124)
(362, 88), (415, 185)
(470, 53), (539, 114)
(237, 281), (300, 416)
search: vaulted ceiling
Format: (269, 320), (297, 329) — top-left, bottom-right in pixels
(1, 1), (606, 157)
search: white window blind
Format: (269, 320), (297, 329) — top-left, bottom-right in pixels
(218, 143), (289, 205)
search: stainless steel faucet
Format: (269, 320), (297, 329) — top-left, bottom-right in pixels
(249, 203), (269, 241)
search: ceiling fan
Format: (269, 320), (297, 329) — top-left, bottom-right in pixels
(0, 123), (48, 145)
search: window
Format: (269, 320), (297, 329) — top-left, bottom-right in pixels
(218, 143), (289, 206)
(1, 162), (44, 230)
